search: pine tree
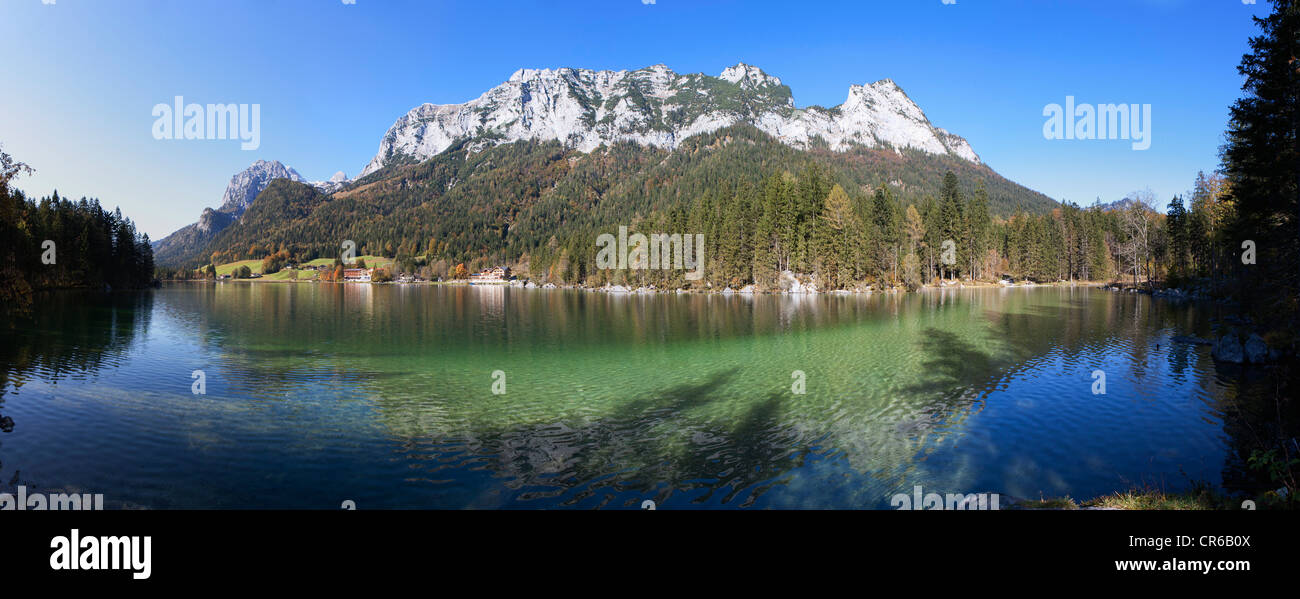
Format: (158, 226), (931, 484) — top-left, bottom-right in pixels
(921, 195), (941, 283)
(1166, 195), (1188, 280)
(967, 181), (991, 280)
(904, 204), (925, 257)
(1220, 0), (1299, 304)
(939, 172), (964, 279)
(815, 184), (860, 289)
(871, 185), (901, 285)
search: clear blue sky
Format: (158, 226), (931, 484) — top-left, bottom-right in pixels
(0, 0), (1271, 239)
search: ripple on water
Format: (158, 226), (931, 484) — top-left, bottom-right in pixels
(0, 285), (1245, 508)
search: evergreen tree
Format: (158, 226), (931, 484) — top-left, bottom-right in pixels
(921, 195), (941, 283)
(814, 184), (861, 289)
(967, 181), (991, 279)
(1166, 195), (1189, 280)
(939, 171), (964, 279)
(1220, 0), (1299, 304)
(871, 185), (901, 285)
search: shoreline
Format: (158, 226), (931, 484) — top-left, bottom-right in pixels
(161, 277), (1124, 295)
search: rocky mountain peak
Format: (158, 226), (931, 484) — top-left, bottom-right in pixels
(218, 160), (306, 216)
(359, 63), (980, 178)
(718, 63), (781, 88)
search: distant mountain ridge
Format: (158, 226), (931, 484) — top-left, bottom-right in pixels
(359, 63), (979, 178)
(152, 160), (348, 265)
(153, 63), (1058, 269)
(1092, 197), (1152, 212)
(219, 160), (306, 217)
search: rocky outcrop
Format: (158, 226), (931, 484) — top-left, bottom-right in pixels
(359, 63), (980, 178)
(1243, 334), (1271, 364)
(1212, 334), (1245, 363)
(153, 160), (346, 266)
(218, 160), (307, 217)
(1212, 332), (1277, 364)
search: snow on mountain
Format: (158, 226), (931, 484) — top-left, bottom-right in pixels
(210, 161), (351, 218)
(717, 63), (788, 93)
(308, 171), (350, 194)
(359, 63), (979, 178)
(153, 160), (342, 264)
(157, 64), (984, 266)
(219, 160), (308, 217)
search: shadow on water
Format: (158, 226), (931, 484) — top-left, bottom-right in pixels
(903, 328), (999, 401)
(388, 366), (809, 508)
(0, 291), (153, 493)
(2, 285), (1288, 507)
(212, 285), (1288, 506)
(900, 288), (1290, 499)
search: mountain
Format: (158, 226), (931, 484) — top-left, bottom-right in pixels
(188, 123), (1057, 272)
(155, 63), (1060, 272)
(309, 171), (350, 194)
(153, 160), (322, 265)
(1092, 197), (1154, 212)
(358, 63), (979, 178)
(219, 160), (308, 217)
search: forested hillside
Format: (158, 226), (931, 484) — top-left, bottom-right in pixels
(167, 124), (1059, 279)
(0, 146), (156, 320)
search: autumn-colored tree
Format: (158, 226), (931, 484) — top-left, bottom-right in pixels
(261, 250), (289, 275)
(814, 184), (863, 289)
(901, 251), (922, 291)
(904, 204), (925, 256)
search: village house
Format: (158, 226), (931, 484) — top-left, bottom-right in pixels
(469, 266), (511, 283)
(343, 268), (372, 282)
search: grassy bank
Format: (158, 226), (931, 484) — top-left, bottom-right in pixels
(198, 256), (396, 281)
(1014, 484), (1293, 510)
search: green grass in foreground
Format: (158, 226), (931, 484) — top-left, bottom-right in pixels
(263, 268), (313, 281)
(1083, 488), (1228, 510)
(1019, 484), (1249, 510)
(298, 256), (394, 269)
(213, 259), (264, 276)
(202, 256), (393, 279)
(1017, 496), (1080, 509)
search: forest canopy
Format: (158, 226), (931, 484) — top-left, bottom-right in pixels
(0, 145), (156, 320)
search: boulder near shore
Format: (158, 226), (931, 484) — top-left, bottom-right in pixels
(1211, 332), (1277, 364)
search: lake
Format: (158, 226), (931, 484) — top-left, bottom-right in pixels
(0, 283), (1261, 508)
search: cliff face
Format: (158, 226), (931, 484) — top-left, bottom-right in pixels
(359, 63), (978, 178)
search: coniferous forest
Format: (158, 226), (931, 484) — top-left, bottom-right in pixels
(2, 0), (1300, 523)
(0, 145), (156, 320)
(162, 126), (1234, 298)
(3, 5), (1289, 323)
